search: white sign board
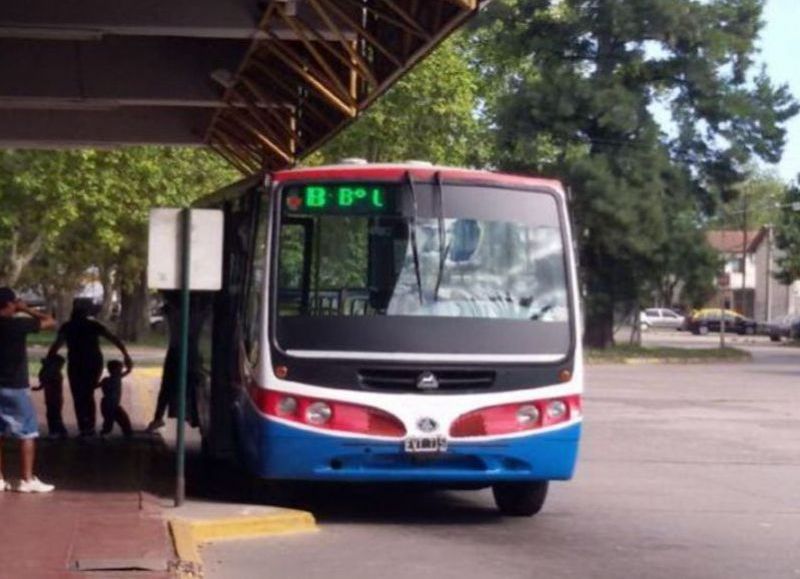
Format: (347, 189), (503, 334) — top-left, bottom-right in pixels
(147, 209), (224, 290)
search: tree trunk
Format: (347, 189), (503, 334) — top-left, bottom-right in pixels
(1, 230), (45, 287)
(41, 281), (77, 326)
(118, 270), (149, 342)
(581, 244), (616, 349)
(367, 136), (381, 163)
(629, 304), (642, 346)
(54, 290), (73, 326)
(584, 303), (615, 349)
(98, 265), (115, 323)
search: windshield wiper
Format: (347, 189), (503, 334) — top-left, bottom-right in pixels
(530, 303), (554, 321)
(432, 171), (451, 302)
(405, 171), (424, 305)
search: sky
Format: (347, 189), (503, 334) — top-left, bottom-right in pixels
(761, 0), (800, 183)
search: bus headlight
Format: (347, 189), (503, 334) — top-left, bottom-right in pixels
(546, 400), (567, 420)
(277, 396), (298, 416)
(516, 405), (540, 426)
(305, 402), (332, 425)
(451, 396), (580, 438)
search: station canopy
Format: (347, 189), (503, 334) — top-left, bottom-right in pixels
(0, 1), (480, 173)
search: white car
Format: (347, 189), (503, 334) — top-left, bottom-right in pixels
(639, 308), (685, 331)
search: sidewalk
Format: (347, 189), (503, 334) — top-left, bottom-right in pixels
(0, 369), (177, 578)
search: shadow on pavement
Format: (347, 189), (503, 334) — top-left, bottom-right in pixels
(17, 428), (505, 524)
(183, 447), (503, 526)
(3, 433), (173, 498)
(0, 433), (175, 578)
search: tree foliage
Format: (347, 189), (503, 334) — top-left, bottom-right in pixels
(0, 150), (93, 286)
(714, 168), (785, 230)
(2, 1), (798, 351)
(314, 38), (486, 166)
(9, 148), (236, 336)
(774, 179), (800, 285)
(475, 0), (798, 346)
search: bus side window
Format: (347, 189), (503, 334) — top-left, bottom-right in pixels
(278, 218), (313, 316)
(243, 192), (270, 365)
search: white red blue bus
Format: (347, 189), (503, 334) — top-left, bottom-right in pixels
(195, 162), (582, 516)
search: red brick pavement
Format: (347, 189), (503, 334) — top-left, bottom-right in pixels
(0, 371), (175, 578)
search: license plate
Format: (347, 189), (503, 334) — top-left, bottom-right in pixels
(404, 436), (448, 454)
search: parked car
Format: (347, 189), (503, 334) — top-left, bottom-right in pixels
(639, 308), (685, 331)
(687, 309), (758, 335)
(764, 314), (800, 342)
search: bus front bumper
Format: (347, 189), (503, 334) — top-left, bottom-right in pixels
(237, 402), (581, 483)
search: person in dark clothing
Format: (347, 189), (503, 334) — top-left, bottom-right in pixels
(0, 287), (57, 493)
(98, 360), (132, 437)
(146, 292), (209, 432)
(32, 354), (68, 438)
(47, 304), (133, 436)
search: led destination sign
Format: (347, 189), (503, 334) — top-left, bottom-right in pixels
(284, 184), (392, 214)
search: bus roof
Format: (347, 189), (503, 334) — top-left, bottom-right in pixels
(272, 163), (564, 192)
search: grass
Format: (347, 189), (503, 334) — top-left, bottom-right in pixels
(135, 331), (169, 349)
(26, 330), (58, 347)
(25, 329), (167, 378)
(27, 359), (164, 379)
(28, 330), (169, 348)
(586, 344), (752, 364)
(26, 329), (168, 350)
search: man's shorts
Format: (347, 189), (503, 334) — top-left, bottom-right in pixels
(0, 388), (39, 439)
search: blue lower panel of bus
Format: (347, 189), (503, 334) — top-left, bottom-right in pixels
(236, 399), (581, 483)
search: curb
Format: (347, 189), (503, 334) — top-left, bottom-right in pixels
(587, 357), (750, 365)
(168, 508), (317, 577)
(618, 356), (750, 365)
(133, 367), (164, 378)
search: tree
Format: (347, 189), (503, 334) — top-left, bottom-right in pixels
(314, 38), (485, 166)
(477, 0), (798, 347)
(15, 147), (236, 338)
(710, 168), (786, 302)
(650, 206), (720, 309)
(0, 150), (93, 286)
(774, 179), (800, 285)
(715, 169), (785, 230)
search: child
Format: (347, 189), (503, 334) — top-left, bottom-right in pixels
(33, 354), (68, 438)
(98, 360), (132, 437)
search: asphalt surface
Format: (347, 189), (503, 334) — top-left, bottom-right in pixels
(201, 336), (800, 579)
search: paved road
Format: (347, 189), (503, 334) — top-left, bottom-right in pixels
(203, 343), (800, 579)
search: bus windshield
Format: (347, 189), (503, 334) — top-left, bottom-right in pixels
(273, 181), (573, 359)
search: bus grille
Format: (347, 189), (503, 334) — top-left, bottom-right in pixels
(358, 369), (496, 393)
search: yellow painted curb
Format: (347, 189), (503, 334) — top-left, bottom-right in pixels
(169, 520), (202, 577)
(134, 367), (164, 378)
(190, 509), (317, 542)
(169, 509), (317, 578)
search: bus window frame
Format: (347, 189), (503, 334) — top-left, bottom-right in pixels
(278, 216), (315, 315)
(267, 177), (577, 364)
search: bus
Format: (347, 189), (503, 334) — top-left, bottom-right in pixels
(194, 162), (582, 516)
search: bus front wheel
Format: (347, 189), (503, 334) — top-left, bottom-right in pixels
(492, 481), (549, 517)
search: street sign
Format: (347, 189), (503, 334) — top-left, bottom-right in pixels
(147, 208), (223, 507)
(147, 208), (224, 290)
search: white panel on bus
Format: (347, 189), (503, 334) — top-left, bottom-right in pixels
(147, 208), (224, 291)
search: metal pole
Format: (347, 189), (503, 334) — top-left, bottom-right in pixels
(765, 226), (772, 322)
(175, 208), (192, 507)
(720, 291), (726, 349)
(741, 203), (748, 315)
